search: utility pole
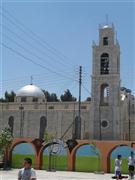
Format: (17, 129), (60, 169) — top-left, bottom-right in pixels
(77, 66), (82, 139)
(19, 103), (24, 137)
(128, 95), (131, 141)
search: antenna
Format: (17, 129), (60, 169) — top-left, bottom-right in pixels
(30, 76), (33, 85)
(105, 14), (109, 25)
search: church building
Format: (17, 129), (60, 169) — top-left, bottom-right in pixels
(0, 23), (135, 141)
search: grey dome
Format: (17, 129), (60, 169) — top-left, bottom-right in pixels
(16, 84), (45, 98)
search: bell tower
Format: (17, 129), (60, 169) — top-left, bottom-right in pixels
(91, 24), (121, 140)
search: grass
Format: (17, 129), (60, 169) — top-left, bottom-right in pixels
(11, 155), (129, 173)
(12, 154), (68, 171)
(110, 158), (128, 174)
(12, 154), (36, 168)
(42, 155), (68, 171)
(75, 156), (101, 172)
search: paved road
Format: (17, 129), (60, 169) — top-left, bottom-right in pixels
(0, 169), (126, 180)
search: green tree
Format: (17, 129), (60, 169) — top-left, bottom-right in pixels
(50, 93), (59, 102)
(44, 131), (54, 143)
(0, 127), (13, 169)
(0, 91), (16, 102)
(60, 89), (77, 102)
(42, 90), (59, 102)
(0, 98), (6, 102)
(85, 97), (91, 101)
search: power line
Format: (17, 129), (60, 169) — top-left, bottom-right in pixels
(0, 8), (76, 68)
(0, 78), (72, 88)
(0, 24), (75, 72)
(1, 68), (76, 83)
(82, 83), (91, 96)
(2, 32), (75, 74)
(1, 42), (78, 83)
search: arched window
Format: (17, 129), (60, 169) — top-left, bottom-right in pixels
(103, 37), (108, 46)
(8, 116), (14, 135)
(100, 84), (109, 105)
(39, 116), (47, 139)
(100, 53), (109, 74)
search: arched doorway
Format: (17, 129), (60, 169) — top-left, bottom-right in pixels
(110, 145), (135, 174)
(42, 143), (68, 171)
(75, 144), (101, 172)
(11, 142), (36, 168)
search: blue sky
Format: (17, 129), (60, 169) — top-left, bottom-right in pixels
(0, 0), (135, 100)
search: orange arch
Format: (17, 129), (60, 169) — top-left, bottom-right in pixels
(70, 141), (101, 172)
(7, 138), (135, 172)
(10, 138), (37, 154)
(9, 138), (38, 168)
(107, 143), (133, 173)
(38, 143), (69, 170)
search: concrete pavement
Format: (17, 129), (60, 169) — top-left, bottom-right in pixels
(0, 169), (122, 180)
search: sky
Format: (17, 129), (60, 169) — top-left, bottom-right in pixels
(0, 0), (135, 100)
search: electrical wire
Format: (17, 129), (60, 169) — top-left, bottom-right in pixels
(0, 9), (76, 68)
(1, 42), (78, 83)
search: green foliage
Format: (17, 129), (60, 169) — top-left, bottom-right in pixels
(0, 91), (16, 102)
(11, 155), (130, 173)
(43, 155), (67, 171)
(50, 93), (59, 102)
(0, 127), (13, 151)
(44, 131), (54, 143)
(12, 154), (36, 168)
(0, 98), (6, 102)
(0, 149), (4, 162)
(110, 158), (128, 174)
(76, 156), (99, 172)
(85, 97), (91, 101)
(60, 89), (77, 102)
(42, 90), (59, 102)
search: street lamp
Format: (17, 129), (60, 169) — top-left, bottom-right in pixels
(128, 95), (131, 141)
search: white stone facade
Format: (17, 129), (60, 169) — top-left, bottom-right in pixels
(0, 101), (92, 140)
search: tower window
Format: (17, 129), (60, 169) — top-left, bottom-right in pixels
(100, 84), (109, 105)
(100, 53), (109, 74)
(103, 37), (108, 46)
